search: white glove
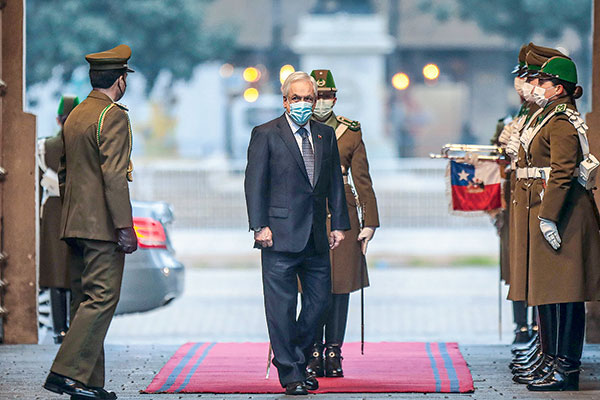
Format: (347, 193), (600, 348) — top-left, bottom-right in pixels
(505, 131), (521, 158)
(357, 227), (375, 255)
(498, 125), (512, 146)
(539, 217), (561, 250)
(40, 169), (60, 197)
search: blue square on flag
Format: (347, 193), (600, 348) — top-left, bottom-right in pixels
(450, 160), (502, 211)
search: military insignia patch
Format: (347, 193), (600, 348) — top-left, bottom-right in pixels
(336, 115), (361, 131)
(555, 104), (567, 113)
(317, 79), (326, 87)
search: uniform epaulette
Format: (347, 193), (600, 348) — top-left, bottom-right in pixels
(114, 102), (129, 112)
(336, 115), (360, 131)
(554, 103), (567, 113)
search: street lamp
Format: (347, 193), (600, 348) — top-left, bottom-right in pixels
(243, 87), (259, 103)
(392, 72), (410, 91)
(423, 63), (440, 80)
(243, 67), (261, 83)
(279, 64), (295, 84)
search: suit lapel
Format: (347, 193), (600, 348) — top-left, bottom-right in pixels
(310, 120), (323, 187)
(276, 114), (310, 183)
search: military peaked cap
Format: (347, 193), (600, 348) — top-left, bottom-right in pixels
(85, 44), (134, 72)
(528, 42), (570, 60)
(310, 69), (337, 92)
(534, 57), (578, 84)
(57, 95), (80, 116)
(511, 44), (530, 74)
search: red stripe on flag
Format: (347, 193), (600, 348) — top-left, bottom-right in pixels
(452, 183), (501, 211)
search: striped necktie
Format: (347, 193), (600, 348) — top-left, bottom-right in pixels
(298, 127), (314, 186)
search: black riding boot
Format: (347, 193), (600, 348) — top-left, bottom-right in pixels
(306, 342), (324, 377)
(512, 306), (539, 354)
(512, 301), (530, 344)
(306, 297), (328, 378)
(530, 306), (539, 335)
(513, 304), (557, 383)
(511, 305), (547, 368)
(324, 294), (349, 378)
(50, 288), (70, 344)
(527, 302), (584, 391)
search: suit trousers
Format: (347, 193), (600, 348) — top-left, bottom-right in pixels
(51, 238), (125, 387)
(261, 234), (331, 387)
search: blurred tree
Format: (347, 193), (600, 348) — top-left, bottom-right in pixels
(418, 0), (592, 86)
(26, 0), (236, 88)
(418, 0), (591, 45)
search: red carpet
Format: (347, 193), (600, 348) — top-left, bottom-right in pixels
(143, 342), (474, 393)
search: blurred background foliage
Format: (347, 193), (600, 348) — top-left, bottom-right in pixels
(26, 0), (237, 88)
(419, 0), (591, 44)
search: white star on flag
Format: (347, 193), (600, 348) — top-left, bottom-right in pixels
(458, 170), (470, 181)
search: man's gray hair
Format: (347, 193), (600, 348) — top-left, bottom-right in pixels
(281, 71), (318, 98)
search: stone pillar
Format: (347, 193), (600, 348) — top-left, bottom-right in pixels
(1, 0), (38, 344)
(291, 13), (395, 158)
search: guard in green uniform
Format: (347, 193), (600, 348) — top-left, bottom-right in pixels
(306, 69), (380, 378)
(492, 44), (534, 344)
(519, 57), (600, 391)
(44, 45), (137, 400)
(506, 45), (573, 382)
(38, 95), (80, 344)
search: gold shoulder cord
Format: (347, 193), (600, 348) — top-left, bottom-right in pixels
(97, 104), (134, 182)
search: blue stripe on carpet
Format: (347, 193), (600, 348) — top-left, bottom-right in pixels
(425, 342), (441, 392)
(158, 342), (204, 392)
(175, 342), (217, 392)
(439, 342), (460, 392)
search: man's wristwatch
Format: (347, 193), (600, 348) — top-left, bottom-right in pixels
(252, 226), (265, 232)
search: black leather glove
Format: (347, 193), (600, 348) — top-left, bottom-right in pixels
(117, 227), (138, 254)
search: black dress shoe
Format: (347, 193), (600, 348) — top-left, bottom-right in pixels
(512, 355), (555, 384)
(527, 365), (579, 391)
(304, 376), (319, 391)
(306, 343), (324, 377)
(285, 381), (308, 395)
(73, 387), (117, 400)
(325, 344), (344, 377)
(512, 332), (539, 354)
(43, 372), (102, 399)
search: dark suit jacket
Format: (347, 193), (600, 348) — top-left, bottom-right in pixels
(58, 90), (133, 242)
(244, 114), (350, 253)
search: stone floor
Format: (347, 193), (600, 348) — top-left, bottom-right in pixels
(1, 344), (600, 399)
(101, 267), (519, 346)
(8, 267), (600, 399)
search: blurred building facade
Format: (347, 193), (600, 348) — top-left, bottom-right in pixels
(27, 0), (591, 160)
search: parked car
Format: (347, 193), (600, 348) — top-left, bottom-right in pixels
(39, 200), (184, 337)
(116, 200), (185, 314)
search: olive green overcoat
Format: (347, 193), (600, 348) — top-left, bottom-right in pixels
(317, 113), (380, 294)
(508, 97), (600, 306)
(58, 90), (133, 242)
(39, 133), (70, 288)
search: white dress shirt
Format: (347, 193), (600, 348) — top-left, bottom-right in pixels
(285, 112), (314, 152)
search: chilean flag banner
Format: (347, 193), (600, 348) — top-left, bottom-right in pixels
(449, 160), (502, 211)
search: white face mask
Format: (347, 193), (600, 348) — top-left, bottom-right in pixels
(521, 81), (535, 103)
(313, 99), (335, 120)
(532, 85), (558, 108)
(514, 77), (524, 97)
(532, 86), (549, 108)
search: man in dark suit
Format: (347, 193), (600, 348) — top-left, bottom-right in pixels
(245, 71), (350, 395)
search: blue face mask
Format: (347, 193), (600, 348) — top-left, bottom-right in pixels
(288, 101), (313, 126)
